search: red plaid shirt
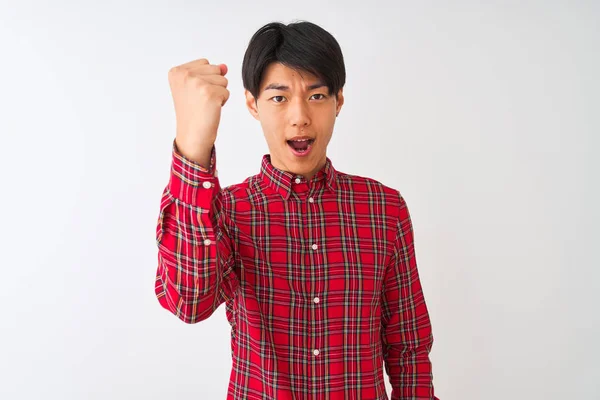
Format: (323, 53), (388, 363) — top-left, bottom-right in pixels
(155, 140), (439, 400)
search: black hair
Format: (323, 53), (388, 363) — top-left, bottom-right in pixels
(242, 20), (346, 101)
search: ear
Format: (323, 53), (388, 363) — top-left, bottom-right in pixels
(245, 89), (260, 120)
(335, 88), (344, 117)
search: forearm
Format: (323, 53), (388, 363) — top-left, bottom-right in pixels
(154, 141), (238, 323)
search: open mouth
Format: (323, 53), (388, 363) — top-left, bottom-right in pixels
(287, 138), (315, 156)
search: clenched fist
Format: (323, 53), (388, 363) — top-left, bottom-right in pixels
(168, 58), (230, 166)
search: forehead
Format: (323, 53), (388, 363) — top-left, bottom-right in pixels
(260, 62), (321, 91)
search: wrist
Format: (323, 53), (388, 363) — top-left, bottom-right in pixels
(174, 137), (214, 166)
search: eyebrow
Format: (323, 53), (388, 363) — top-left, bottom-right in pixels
(263, 82), (326, 91)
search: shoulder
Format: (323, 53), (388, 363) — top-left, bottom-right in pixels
(335, 170), (405, 209)
(219, 174), (262, 203)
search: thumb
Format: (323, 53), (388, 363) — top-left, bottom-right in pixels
(219, 63), (228, 76)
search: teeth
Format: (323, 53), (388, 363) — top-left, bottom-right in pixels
(290, 138), (311, 142)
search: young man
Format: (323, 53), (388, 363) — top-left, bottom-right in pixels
(155, 21), (439, 400)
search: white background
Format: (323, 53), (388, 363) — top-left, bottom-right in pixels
(1, 1), (598, 399)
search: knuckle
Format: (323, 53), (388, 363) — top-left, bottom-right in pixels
(168, 66), (180, 78)
(169, 66), (191, 81)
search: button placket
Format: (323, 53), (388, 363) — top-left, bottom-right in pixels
(309, 216), (324, 361)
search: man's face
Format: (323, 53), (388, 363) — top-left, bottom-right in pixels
(245, 62), (344, 180)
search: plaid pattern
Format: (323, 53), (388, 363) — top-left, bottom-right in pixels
(155, 140), (439, 400)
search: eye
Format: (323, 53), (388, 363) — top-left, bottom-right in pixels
(271, 95), (286, 103)
(311, 94), (327, 100)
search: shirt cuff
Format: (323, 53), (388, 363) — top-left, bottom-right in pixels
(168, 139), (220, 208)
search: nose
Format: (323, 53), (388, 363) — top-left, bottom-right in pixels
(288, 98), (311, 127)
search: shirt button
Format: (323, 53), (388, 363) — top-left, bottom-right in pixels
(295, 178), (301, 184)
(313, 349), (320, 356)
(308, 197), (314, 203)
(311, 244), (318, 250)
(203, 239), (211, 246)
(313, 297), (320, 304)
(202, 181), (212, 189)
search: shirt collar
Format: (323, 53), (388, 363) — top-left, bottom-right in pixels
(259, 154), (338, 200)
